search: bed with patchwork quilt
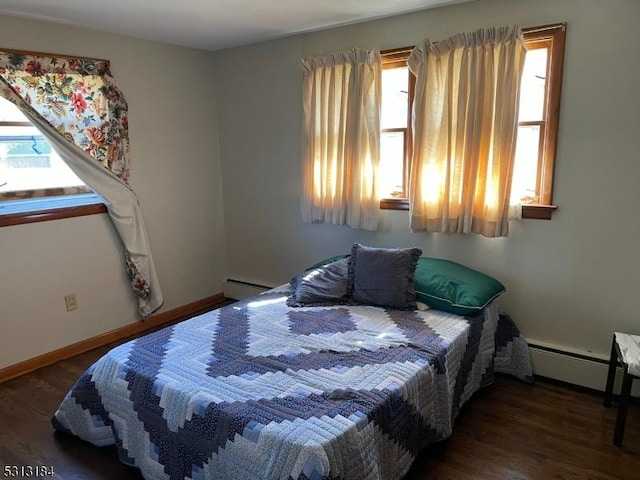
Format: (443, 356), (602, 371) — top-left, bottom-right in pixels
(52, 247), (533, 480)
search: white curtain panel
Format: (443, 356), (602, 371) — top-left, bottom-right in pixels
(408, 26), (526, 237)
(300, 48), (382, 231)
(23, 110), (164, 318)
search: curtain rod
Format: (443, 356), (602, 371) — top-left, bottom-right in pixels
(0, 46), (109, 64)
(521, 23), (566, 34)
(382, 22), (567, 54)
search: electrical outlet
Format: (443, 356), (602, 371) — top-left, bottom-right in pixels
(65, 294), (78, 311)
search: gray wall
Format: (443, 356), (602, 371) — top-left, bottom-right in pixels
(214, 0), (640, 359)
(0, 16), (225, 368)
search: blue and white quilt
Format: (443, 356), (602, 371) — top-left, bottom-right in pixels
(52, 285), (533, 480)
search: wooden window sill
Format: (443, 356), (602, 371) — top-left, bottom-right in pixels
(380, 198), (410, 210)
(521, 204), (558, 220)
(0, 202), (107, 227)
(380, 199), (557, 220)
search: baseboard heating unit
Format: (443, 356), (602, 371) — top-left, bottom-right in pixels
(528, 340), (639, 397)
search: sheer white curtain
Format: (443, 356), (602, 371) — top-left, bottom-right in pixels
(300, 48), (381, 231)
(408, 26), (526, 237)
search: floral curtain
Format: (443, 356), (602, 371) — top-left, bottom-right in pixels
(0, 50), (163, 318)
(407, 26), (526, 237)
(300, 48), (382, 231)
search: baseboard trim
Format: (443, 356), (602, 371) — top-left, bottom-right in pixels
(0, 292), (227, 384)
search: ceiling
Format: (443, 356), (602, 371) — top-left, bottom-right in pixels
(0, 0), (473, 52)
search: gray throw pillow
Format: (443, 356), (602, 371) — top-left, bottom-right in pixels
(347, 243), (422, 310)
(288, 258), (350, 307)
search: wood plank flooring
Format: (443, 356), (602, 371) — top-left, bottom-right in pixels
(1, 344), (638, 479)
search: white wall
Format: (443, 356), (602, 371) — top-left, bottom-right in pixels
(2, 0), (639, 381)
(0, 17), (225, 368)
(213, 0), (640, 360)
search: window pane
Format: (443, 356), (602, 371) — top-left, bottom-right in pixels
(0, 146), (84, 193)
(518, 48), (547, 122)
(380, 131), (405, 198)
(381, 67), (409, 129)
(0, 98), (29, 122)
(511, 125), (541, 204)
(0, 98), (85, 196)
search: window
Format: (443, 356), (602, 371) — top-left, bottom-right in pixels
(379, 23), (566, 219)
(0, 96), (104, 226)
(379, 48), (414, 209)
(514, 24), (565, 219)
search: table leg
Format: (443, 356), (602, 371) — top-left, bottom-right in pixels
(614, 370), (633, 447)
(604, 334), (618, 407)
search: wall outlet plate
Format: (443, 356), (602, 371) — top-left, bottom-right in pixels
(65, 294), (78, 311)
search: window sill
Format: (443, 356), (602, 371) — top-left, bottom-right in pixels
(0, 194), (107, 227)
(380, 198), (409, 210)
(380, 199), (557, 220)
(521, 204), (557, 220)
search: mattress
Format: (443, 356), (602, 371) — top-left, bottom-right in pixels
(52, 285), (533, 480)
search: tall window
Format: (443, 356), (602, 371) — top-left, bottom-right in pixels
(513, 24), (565, 219)
(379, 23), (566, 219)
(0, 96), (90, 203)
(380, 48), (414, 208)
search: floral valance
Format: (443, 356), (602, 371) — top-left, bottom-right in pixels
(0, 51), (130, 182)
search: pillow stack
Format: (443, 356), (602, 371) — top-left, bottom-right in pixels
(288, 243), (421, 310)
(288, 243), (505, 316)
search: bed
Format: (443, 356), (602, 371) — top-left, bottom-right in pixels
(52, 247), (533, 480)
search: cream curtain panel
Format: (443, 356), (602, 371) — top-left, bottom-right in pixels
(0, 51), (163, 318)
(407, 26), (526, 237)
(300, 48), (382, 231)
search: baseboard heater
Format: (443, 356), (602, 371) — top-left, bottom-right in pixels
(527, 341), (639, 397)
(224, 279), (272, 300)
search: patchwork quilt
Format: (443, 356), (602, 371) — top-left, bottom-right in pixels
(52, 286), (533, 480)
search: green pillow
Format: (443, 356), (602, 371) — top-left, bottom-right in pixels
(414, 257), (505, 316)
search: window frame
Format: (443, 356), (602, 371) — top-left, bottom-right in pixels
(379, 47), (414, 210)
(519, 23), (566, 219)
(0, 202), (106, 227)
(0, 89), (105, 228)
(378, 23), (566, 220)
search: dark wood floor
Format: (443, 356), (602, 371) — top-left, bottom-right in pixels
(1, 345), (638, 480)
